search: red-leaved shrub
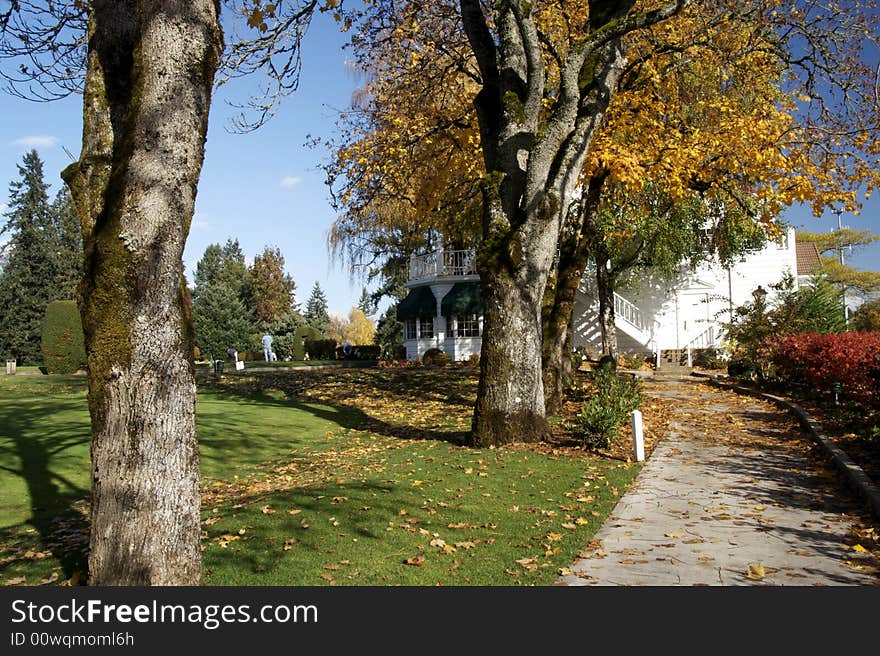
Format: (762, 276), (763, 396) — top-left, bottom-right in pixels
(771, 331), (880, 408)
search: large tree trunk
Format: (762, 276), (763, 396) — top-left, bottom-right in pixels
(594, 243), (619, 358)
(61, 0), (222, 585)
(471, 195), (558, 446)
(542, 172), (607, 413)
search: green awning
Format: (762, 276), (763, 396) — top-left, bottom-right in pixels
(441, 282), (484, 316)
(396, 286), (436, 320)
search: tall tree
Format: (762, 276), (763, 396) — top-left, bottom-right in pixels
(455, 0), (696, 445)
(0, 0), (336, 585)
(192, 242), (258, 357)
(0, 150), (58, 363)
(305, 281), (330, 335)
(50, 186), (84, 301)
(250, 245), (296, 325)
(192, 283), (253, 358)
(193, 239), (252, 307)
(62, 1), (222, 585)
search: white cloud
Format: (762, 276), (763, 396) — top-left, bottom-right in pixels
(12, 135), (59, 149)
(280, 176), (301, 190)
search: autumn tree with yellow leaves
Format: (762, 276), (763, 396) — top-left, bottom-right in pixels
(329, 0), (880, 423)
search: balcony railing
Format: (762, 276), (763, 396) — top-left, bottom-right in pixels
(409, 249), (478, 281)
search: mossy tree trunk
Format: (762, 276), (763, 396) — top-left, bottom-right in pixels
(541, 172), (607, 414)
(61, 0), (222, 585)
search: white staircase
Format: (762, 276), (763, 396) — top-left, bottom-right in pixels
(573, 286), (658, 357)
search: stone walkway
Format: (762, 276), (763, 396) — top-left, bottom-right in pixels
(557, 375), (879, 586)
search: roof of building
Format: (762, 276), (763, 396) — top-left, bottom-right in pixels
(795, 241), (822, 276)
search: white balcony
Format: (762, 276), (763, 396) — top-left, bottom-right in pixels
(408, 249), (479, 284)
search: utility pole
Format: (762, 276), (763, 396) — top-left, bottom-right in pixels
(831, 208), (849, 326)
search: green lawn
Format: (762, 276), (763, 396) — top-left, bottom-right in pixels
(0, 369), (639, 586)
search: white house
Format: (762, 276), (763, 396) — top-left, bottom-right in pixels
(399, 227), (822, 364)
(398, 249), (484, 362)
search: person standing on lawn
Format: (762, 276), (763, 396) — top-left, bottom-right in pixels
(262, 333), (273, 362)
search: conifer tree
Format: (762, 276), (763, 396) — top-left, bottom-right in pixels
(0, 150), (58, 363)
(305, 281), (330, 336)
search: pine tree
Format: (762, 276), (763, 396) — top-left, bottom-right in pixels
(192, 284), (253, 359)
(51, 186), (83, 300)
(191, 240), (257, 357)
(305, 281), (330, 336)
(357, 286), (377, 317)
(0, 150), (59, 363)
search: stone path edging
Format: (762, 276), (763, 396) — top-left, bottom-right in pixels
(694, 372), (880, 522)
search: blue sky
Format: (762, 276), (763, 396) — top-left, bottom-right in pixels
(1, 12), (878, 318)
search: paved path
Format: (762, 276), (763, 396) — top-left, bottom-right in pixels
(558, 375), (879, 586)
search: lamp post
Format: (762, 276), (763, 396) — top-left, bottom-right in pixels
(752, 285), (767, 310)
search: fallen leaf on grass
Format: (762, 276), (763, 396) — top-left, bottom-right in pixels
(287, 509), (302, 516)
(283, 538), (298, 551)
(260, 505), (275, 515)
(558, 567), (573, 576)
(516, 557), (538, 572)
(404, 555), (426, 567)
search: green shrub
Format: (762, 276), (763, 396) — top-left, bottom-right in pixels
(596, 354), (617, 371)
(422, 348), (451, 366)
(575, 367), (641, 450)
(41, 300), (86, 374)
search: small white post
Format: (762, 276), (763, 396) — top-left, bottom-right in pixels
(631, 409), (645, 462)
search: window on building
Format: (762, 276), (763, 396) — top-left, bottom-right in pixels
(419, 317), (434, 338)
(452, 314), (481, 337)
(404, 319), (417, 340)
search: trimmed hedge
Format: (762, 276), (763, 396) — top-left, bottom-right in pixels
(336, 344), (381, 360)
(305, 338), (337, 361)
(41, 300), (86, 374)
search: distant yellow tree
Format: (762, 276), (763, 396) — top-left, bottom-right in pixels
(346, 307), (376, 345)
(327, 308), (377, 345)
(327, 314), (348, 345)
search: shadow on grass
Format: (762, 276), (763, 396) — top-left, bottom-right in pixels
(200, 369), (474, 447)
(0, 395), (90, 579)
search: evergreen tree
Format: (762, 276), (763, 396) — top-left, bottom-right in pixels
(357, 286), (377, 317)
(193, 239), (251, 306)
(374, 305), (404, 360)
(0, 150), (59, 363)
(50, 186), (83, 300)
(305, 281), (330, 335)
(191, 240), (257, 358)
(192, 284), (252, 359)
